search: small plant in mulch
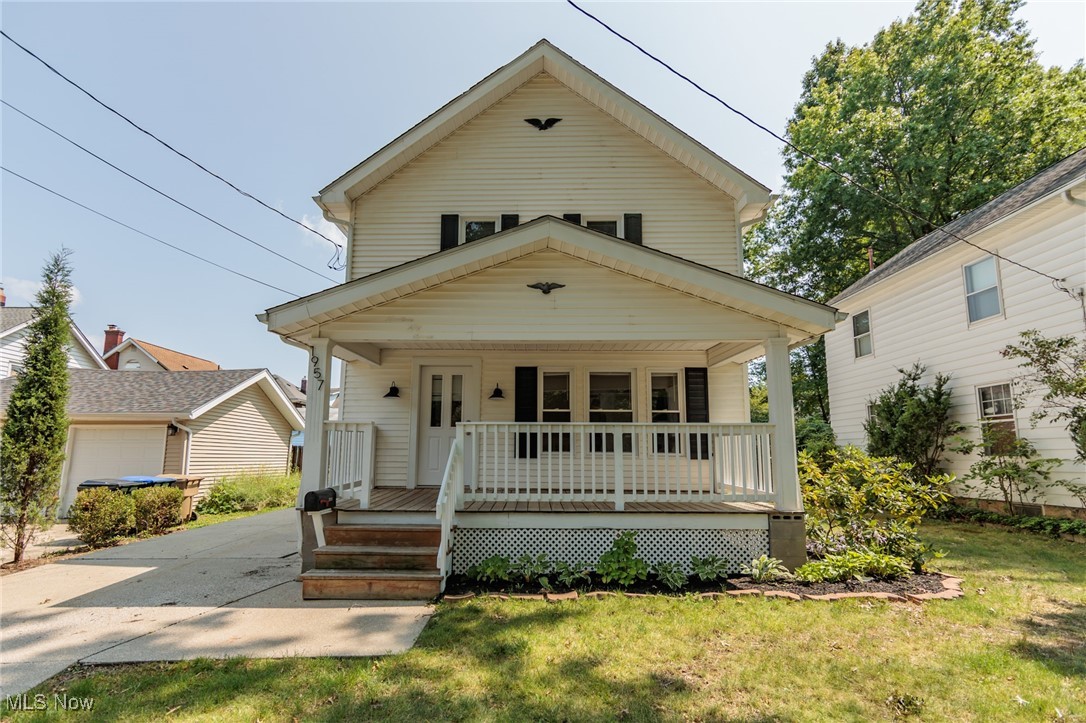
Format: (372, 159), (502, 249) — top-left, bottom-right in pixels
(741, 555), (791, 583)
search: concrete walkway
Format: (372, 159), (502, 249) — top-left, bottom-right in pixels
(0, 510), (433, 697)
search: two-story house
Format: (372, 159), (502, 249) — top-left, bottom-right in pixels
(826, 150), (1086, 516)
(259, 40), (841, 599)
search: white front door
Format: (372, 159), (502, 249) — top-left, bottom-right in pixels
(416, 366), (477, 486)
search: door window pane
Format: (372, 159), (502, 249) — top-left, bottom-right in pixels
(430, 375), (443, 428)
(450, 375), (463, 427)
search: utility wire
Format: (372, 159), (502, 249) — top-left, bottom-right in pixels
(2, 166), (301, 297)
(2, 100), (338, 284)
(566, 0), (1076, 300)
(0, 29), (346, 271)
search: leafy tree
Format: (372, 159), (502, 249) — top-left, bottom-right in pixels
(745, 0), (1086, 414)
(1001, 330), (1086, 462)
(864, 364), (963, 479)
(1, 250), (74, 563)
(952, 431), (1062, 514)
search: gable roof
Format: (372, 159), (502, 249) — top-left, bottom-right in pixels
(317, 39), (772, 223)
(833, 148), (1086, 303)
(105, 337), (221, 371)
(260, 215), (840, 346)
(0, 368), (304, 428)
(0, 307), (108, 369)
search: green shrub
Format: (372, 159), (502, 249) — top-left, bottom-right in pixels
(554, 561), (592, 589)
(796, 416), (837, 464)
(132, 486), (183, 534)
(197, 482), (245, 514)
(510, 554), (552, 590)
(951, 432), (1062, 515)
(690, 554), (730, 583)
(802, 446), (952, 569)
(466, 555), (512, 585)
(795, 550), (912, 583)
(936, 503), (1086, 537)
(652, 562), (688, 590)
(596, 532), (649, 587)
(742, 555), (791, 583)
(68, 488), (134, 547)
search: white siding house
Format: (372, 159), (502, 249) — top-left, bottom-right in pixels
(0, 307), (106, 375)
(826, 150), (1086, 513)
(260, 40), (841, 599)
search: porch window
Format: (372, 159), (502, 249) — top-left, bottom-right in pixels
(650, 372), (681, 453)
(852, 310), (872, 358)
(964, 257), (1002, 322)
(978, 383), (1016, 453)
(589, 372), (633, 452)
(463, 219), (497, 243)
(540, 372), (571, 452)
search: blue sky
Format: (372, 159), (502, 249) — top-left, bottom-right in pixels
(3, 1), (1083, 383)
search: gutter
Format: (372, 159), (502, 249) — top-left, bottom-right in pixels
(171, 420), (195, 475)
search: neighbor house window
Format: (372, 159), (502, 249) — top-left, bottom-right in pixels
(853, 310), (873, 358)
(463, 219), (497, 243)
(650, 372), (681, 453)
(977, 383), (1016, 452)
(124, 359), (141, 370)
(585, 219), (619, 237)
(964, 256), (1002, 322)
(589, 372), (633, 452)
(540, 372), (571, 452)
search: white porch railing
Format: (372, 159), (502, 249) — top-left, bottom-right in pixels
(325, 421), (376, 507)
(435, 436), (463, 586)
(459, 422), (775, 510)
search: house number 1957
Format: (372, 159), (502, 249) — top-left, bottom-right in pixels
(310, 354), (324, 390)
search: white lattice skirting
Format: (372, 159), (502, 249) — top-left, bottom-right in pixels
(452, 528), (769, 574)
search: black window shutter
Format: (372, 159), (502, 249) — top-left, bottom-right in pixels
(684, 367), (710, 459)
(501, 214), (520, 231)
(440, 214), (459, 251)
(515, 366), (539, 459)
(623, 213), (643, 245)
(562, 213), (581, 224)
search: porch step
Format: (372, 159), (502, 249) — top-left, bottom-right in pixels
(300, 569), (442, 600)
(314, 544), (438, 571)
(323, 523), (440, 548)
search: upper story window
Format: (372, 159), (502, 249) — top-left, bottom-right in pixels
(977, 382), (1016, 452)
(964, 256), (1002, 323)
(852, 310), (873, 358)
(463, 219), (497, 243)
(125, 359), (142, 370)
(585, 219), (619, 237)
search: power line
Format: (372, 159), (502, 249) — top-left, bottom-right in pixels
(566, 0), (1076, 300)
(2, 166), (301, 297)
(2, 100), (339, 284)
(0, 29), (346, 271)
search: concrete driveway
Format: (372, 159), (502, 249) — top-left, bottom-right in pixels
(0, 509), (433, 697)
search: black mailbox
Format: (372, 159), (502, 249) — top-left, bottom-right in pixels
(303, 488), (337, 512)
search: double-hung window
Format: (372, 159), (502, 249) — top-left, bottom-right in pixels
(589, 372), (633, 452)
(540, 371), (571, 452)
(585, 219), (619, 237)
(852, 310), (873, 358)
(964, 257), (1002, 323)
(977, 383), (1016, 453)
(650, 372), (681, 453)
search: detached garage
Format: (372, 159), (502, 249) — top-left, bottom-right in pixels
(0, 368), (304, 515)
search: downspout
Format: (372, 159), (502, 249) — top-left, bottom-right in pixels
(171, 420), (194, 475)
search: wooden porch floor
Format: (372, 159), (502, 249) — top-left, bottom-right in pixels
(343, 487), (774, 514)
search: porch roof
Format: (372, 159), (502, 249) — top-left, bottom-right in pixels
(258, 217), (840, 359)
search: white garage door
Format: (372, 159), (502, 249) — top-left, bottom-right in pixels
(61, 426), (167, 515)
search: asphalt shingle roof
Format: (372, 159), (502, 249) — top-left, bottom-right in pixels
(832, 148), (1086, 303)
(0, 307), (37, 334)
(0, 369), (265, 417)
(126, 339), (221, 371)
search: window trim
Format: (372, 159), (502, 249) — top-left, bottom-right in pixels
(976, 382), (1017, 451)
(584, 216), (622, 238)
(852, 309), (874, 359)
(647, 369), (685, 422)
(962, 255), (1005, 325)
(460, 217), (499, 245)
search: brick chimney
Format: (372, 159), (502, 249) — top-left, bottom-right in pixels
(103, 325), (125, 369)
(0, 285), (6, 307)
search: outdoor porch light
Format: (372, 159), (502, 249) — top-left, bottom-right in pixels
(488, 384), (505, 400)
(384, 382), (401, 398)
(167, 423), (179, 437)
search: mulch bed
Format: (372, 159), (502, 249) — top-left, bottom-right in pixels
(728, 572), (947, 597)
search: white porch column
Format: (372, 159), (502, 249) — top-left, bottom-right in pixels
(765, 337), (802, 512)
(299, 338), (333, 507)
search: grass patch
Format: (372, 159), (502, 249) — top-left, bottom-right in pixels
(15, 522), (1086, 721)
(196, 471), (299, 516)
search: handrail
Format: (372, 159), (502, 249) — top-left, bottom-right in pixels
(324, 421), (376, 507)
(435, 433), (464, 588)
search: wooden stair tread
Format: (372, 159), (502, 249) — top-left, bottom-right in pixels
(324, 523), (439, 532)
(316, 545), (437, 556)
(301, 569), (441, 580)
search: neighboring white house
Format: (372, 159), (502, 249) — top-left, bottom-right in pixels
(0, 368), (304, 515)
(0, 305), (107, 375)
(826, 149), (1086, 514)
(259, 40), (841, 599)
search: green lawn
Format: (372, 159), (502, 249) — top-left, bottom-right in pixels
(15, 522), (1085, 722)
